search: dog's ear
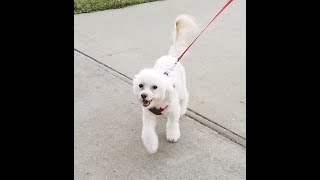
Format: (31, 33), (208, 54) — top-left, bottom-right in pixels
(132, 74), (140, 93)
(165, 82), (175, 102)
(132, 76), (138, 86)
(132, 72), (142, 86)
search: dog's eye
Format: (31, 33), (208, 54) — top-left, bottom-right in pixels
(152, 85), (157, 90)
(139, 84), (143, 88)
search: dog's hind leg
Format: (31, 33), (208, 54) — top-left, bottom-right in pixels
(179, 89), (189, 116)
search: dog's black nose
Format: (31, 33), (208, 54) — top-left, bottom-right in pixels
(141, 93), (147, 99)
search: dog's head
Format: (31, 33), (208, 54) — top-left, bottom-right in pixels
(133, 69), (174, 108)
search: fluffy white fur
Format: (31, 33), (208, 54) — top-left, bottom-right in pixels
(133, 15), (197, 154)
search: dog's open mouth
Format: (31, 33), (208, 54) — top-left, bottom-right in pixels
(142, 100), (151, 107)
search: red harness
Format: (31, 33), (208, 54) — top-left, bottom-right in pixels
(149, 105), (168, 115)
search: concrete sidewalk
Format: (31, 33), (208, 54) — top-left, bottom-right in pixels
(74, 51), (245, 179)
(74, 0), (246, 139)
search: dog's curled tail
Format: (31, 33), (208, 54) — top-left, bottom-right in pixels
(168, 14), (198, 58)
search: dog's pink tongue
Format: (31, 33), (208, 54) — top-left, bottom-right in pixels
(142, 100), (149, 107)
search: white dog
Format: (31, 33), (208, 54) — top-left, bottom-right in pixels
(133, 15), (197, 154)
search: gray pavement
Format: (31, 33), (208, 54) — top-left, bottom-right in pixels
(74, 51), (246, 179)
(74, 0), (246, 139)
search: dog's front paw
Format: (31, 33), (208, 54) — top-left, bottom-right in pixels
(142, 138), (158, 154)
(166, 127), (180, 143)
(146, 145), (158, 154)
(142, 129), (159, 154)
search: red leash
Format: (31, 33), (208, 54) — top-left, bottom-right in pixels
(169, 0), (234, 71)
(153, 0), (234, 115)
